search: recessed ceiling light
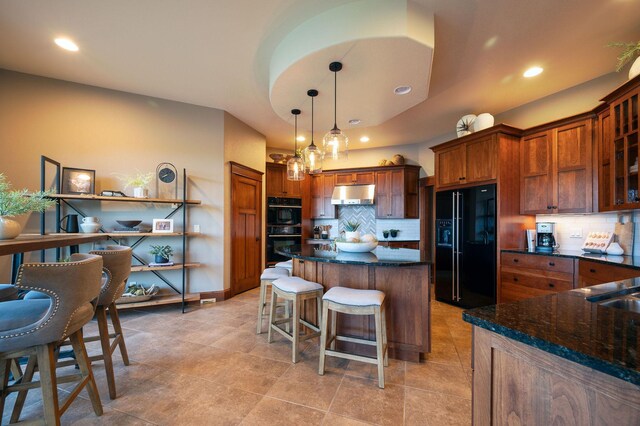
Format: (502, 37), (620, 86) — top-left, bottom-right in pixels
(523, 66), (543, 78)
(360, 136), (370, 143)
(348, 119), (361, 125)
(394, 85), (412, 95)
(296, 136), (305, 142)
(54, 37), (79, 52)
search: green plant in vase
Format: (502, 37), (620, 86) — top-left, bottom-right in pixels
(149, 244), (174, 264)
(608, 40), (640, 79)
(115, 171), (154, 198)
(0, 173), (55, 240)
(343, 220), (361, 241)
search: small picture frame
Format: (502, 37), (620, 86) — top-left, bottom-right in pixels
(62, 167), (95, 194)
(152, 219), (174, 233)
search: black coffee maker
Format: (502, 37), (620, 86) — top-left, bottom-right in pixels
(536, 222), (556, 253)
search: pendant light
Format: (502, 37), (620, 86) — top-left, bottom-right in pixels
(302, 89), (323, 174)
(323, 61), (348, 160)
(286, 108), (305, 181)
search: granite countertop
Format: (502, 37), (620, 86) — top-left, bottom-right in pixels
(464, 279), (640, 385)
(502, 248), (640, 271)
(277, 244), (428, 266)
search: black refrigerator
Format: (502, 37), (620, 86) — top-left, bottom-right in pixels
(435, 184), (496, 308)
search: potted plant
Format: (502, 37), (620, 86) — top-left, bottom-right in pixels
(389, 229), (400, 238)
(117, 172), (154, 198)
(343, 220), (361, 241)
(150, 244), (173, 264)
(609, 40), (640, 79)
(0, 174), (55, 240)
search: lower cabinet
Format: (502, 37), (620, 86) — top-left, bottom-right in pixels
(577, 260), (639, 287)
(500, 253), (576, 303)
(379, 241), (419, 249)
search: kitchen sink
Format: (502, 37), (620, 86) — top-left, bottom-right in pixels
(598, 293), (640, 314)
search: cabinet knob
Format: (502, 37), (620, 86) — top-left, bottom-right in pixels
(589, 268), (596, 273)
(513, 277), (519, 282)
(552, 205), (558, 209)
(547, 205), (552, 210)
(513, 258), (519, 263)
(549, 262), (555, 266)
(548, 283), (555, 288)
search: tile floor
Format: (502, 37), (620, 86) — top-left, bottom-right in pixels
(2, 288), (473, 425)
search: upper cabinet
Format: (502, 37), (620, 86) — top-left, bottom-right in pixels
(266, 163), (302, 197)
(520, 116), (594, 214)
(375, 165), (420, 219)
(335, 171), (375, 186)
(310, 172), (336, 219)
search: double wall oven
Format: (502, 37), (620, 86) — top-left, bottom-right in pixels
(266, 197), (302, 264)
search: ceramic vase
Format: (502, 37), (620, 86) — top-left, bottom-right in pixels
(133, 187), (149, 198)
(155, 255), (169, 264)
(345, 230), (360, 241)
(456, 114), (476, 137)
(473, 113), (495, 132)
(630, 56), (640, 80)
(606, 242), (624, 255)
(0, 216), (22, 240)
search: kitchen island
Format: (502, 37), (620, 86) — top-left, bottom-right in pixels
(464, 280), (640, 424)
(278, 244), (431, 362)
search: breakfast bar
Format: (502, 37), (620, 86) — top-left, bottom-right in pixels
(278, 244), (431, 362)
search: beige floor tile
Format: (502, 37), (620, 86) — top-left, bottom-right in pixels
(266, 362), (343, 410)
(344, 358), (406, 386)
(329, 376), (405, 425)
(422, 340), (463, 366)
(404, 387), (471, 426)
(405, 361), (471, 399)
(213, 352), (291, 394)
(323, 412), (376, 425)
(241, 396), (326, 426)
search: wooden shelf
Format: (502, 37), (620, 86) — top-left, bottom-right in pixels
(49, 194), (201, 205)
(78, 232), (198, 237)
(116, 293), (200, 310)
(130, 262), (201, 272)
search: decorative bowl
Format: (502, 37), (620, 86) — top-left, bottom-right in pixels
(269, 153), (285, 163)
(116, 220), (142, 228)
(335, 240), (378, 253)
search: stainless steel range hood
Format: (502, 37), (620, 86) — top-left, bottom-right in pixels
(331, 184), (375, 205)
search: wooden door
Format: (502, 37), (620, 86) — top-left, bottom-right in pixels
(436, 144), (465, 188)
(598, 110), (612, 211)
(310, 174), (324, 218)
(335, 173), (355, 185)
(520, 130), (552, 214)
(283, 175), (302, 197)
(354, 171), (375, 185)
(554, 119), (593, 213)
(466, 135), (497, 183)
(266, 164), (284, 196)
(375, 171), (391, 218)
(389, 169), (405, 218)
(322, 173), (337, 219)
(231, 163), (263, 295)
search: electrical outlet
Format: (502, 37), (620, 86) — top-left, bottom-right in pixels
(193, 224), (201, 233)
(570, 228), (583, 238)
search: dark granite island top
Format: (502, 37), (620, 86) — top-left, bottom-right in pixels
(463, 279), (640, 385)
(277, 244), (428, 267)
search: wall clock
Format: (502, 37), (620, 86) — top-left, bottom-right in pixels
(156, 162), (177, 199)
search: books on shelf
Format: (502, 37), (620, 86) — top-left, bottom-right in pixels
(148, 262), (175, 267)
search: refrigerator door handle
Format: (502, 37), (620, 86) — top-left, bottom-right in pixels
(457, 192), (463, 301)
(451, 191), (456, 301)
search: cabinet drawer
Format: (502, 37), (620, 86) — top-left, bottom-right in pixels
(500, 271), (573, 292)
(578, 260), (639, 285)
(502, 253), (574, 274)
(501, 282), (557, 303)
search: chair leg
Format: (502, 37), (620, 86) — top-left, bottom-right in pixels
(0, 358), (10, 421)
(330, 309), (337, 351)
(109, 302), (129, 366)
(381, 302), (388, 367)
(69, 330), (103, 417)
(374, 306), (385, 389)
(267, 288), (277, 343)
(96, 305), (117, 400)
(36, 343), (62, 426)
(318, 302), (330, 375)
(10, 354), (37, 423)
(292, 296), (300, 363)
(316, 293), (322, 334)
(257, 280), (267, 334)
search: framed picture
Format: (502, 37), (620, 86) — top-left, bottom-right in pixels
(61, 167), (95, 194)
(152, 218), (174, 233)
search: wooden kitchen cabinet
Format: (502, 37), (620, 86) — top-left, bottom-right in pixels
(577, 259), (638, 287)
(435, 144), (466, 187)
(380, 240), (420, 249)
(375, 165), (419, 219)
(500, 252), (576, 303)
(335, 171), (375, 186)
(266, 163), (302, 197)
(310, 172), (336, 219)
(597, 105), (613, 212)
(435, 136), (497, 188)
(520, 115), (594, 214)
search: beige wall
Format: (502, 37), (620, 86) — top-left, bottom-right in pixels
(223, 112), (266, 289)
(0, 69), (264, 294)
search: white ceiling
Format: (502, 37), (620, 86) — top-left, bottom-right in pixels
(0, 0), (639, 151)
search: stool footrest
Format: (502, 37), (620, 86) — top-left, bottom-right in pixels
(335, 335), (377, 347)
(323, 349), (380, 366)
(270, 323), (320, 342)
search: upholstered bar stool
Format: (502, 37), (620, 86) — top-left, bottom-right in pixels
(274, 259), (293, 275)
(318, 286), (388, 388)
(257, 267), (290, 334)
(0, 253), (104, 424)
(0, 284), (18, 302)
(267, 276), (323, 363)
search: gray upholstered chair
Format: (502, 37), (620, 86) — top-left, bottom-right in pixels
(87, 245), (132, 400)
(0, 284), (18, 302)
(0, 253), (104, 424)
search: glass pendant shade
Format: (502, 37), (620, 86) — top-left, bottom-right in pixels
(303, 89), (323, 174)
(286, 108), (305, 181)
(323, 61), (348, 160)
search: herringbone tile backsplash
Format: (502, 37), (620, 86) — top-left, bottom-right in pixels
(338, 206), (376, 235)
(312, 206), (421, 240)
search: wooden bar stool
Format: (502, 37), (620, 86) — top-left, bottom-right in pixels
(318, 286), (388, 388)
(267, 276), (323, 363)
(257, 267), (290, 334)
(274, 259), (293, 275)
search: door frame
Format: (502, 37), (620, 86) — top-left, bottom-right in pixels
(230, 161), (263, 298)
